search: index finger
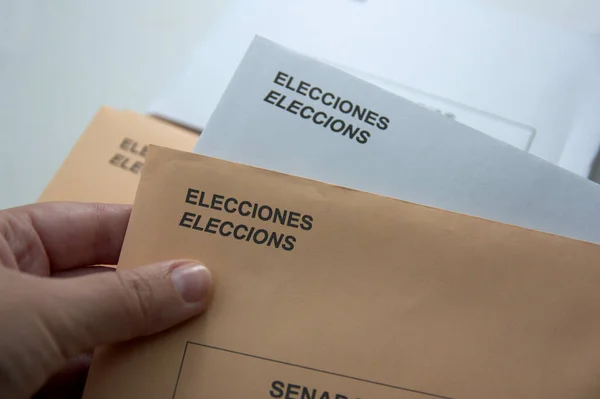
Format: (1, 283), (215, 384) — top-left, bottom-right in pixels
(1, 202), (131, 275)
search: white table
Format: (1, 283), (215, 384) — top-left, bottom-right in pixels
(0, 0), (598, 209)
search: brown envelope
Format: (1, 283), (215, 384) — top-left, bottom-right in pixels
(83, 146), (600, 399)
(38, 107), (198, 204)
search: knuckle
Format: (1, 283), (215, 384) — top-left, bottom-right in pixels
(115, 271), (157, 336)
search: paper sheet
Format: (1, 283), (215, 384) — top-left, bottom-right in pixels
(194, 36), (600, 245)
(83, 146), (600, 399)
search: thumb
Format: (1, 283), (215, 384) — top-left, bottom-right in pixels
(42, 259), (212, 360)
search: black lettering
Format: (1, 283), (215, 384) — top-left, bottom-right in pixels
(309, 87), (322, 101)
(267, 232), (284, 248)
(319, 393), (330, 399)
(274, 72), (288, 87)
(286, 384), (301, 399)
(119, 157), (130, 170)
(224, 197), (238, 213)
(301, 387), (317, 399)
(287, 212), (301, 228)
(286, 100), (303, 115)
(205, 217), (220, 234)
(109, 153), (124, 166)
(283, 236), (296, 251)
(351, 105), (366, 121)
(285, 76), (297, 91)
(258, 205), (274, 221)
(219, 221), (234, 237)
(239, 201), (252, 217)
(246, 227), (256, 242)
(109, 155), (142, 174)
(186, 188), (200, 205)
(377, 116), (390, 130)
(335, 395), (348, 399)
(332, 96), (341, 110)
(192, 214), (204, 231)
(129, 141), (146, 156)
(338, 100), (353, 114)
(120, 138), (133, 151)
(297, 81), (310, 96)
(253, 229), (269, 245)
(264, 90), (281, 105)
(197, 191), (210, 208)
(365, 110), (379, 126)
(300, 215), (313, 231)
(273, 208), (288, 225)
(275, 94), (288, 110)
(313, 112), (327, 125)
(330, 120), (346, 133)
(211, 194), (225, 211)
(300, 106), (315, 119)
(270, 381), (285, 398)
(341, 124), (360, 139)
(179, 212), (195, 228)
(322, 93), (335, 106)
(357, 130), (371, 144)
(323, 116), (334, 128)
(118, 139), (148, 157)
(130, 161), (143, 174)
(233, 225), (248, 240)
(251, 203), (259, 219)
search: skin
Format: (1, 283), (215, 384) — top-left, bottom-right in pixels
(0, 202), (213, 398)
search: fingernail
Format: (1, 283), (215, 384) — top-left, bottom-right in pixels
(171, 264), (211, 304)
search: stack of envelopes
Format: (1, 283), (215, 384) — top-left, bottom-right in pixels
(81, 37), (600, 399)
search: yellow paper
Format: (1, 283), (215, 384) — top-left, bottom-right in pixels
(38, 107), (198, 204)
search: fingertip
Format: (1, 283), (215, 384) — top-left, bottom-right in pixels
(170, 263), (212, 307)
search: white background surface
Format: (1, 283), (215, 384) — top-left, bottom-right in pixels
(1, 0), (599, 209)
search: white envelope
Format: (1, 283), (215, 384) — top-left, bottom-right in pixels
(150, 0), (600, 176)
(194, 36), (600, 245)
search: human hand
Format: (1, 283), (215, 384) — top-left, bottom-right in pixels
(0, 202), (212, 398)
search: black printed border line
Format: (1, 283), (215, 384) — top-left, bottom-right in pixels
(172, 341), (456, 399)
